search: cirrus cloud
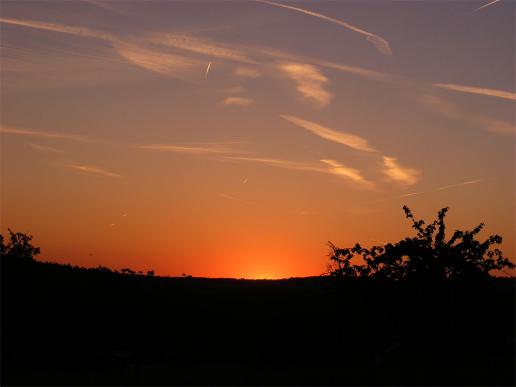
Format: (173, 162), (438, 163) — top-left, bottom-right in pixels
(280, 115), (377, 152)
(382, 156), (420, 185)
(320, 159), (375, 189)
(279, 62), (333, 107)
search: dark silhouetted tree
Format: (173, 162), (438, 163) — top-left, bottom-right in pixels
(96, 265), (112, 273)
(328, 206), (514, 280)
(0, 229), (40, 262)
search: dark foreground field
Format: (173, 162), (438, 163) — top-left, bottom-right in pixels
(2, 259), (515, 386)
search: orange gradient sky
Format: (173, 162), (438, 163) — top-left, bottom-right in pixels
(1, 0), (514, 278)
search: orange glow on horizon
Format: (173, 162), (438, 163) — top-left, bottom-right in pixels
(0, 1), (514, 278)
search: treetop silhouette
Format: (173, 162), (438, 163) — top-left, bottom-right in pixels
(328, 206), (515, 280)
(0, 229), (40, 262)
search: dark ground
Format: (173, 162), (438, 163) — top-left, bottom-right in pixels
(1, 259), (515, 386)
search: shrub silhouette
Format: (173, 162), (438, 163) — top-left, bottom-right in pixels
(328, 206), (515, 280)
(0, 229), (40, 262)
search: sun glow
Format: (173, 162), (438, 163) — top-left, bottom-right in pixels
(0, 0), (514, 277)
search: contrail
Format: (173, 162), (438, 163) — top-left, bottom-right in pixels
(1, 126), (94, 142)
(256, 0), (392, 55)
(219, 193), (255, 205)
(83, 0), (126, 15)
(473, 0), (501, 12)
(367, 179), (482, 204)
(422, 94), (516, 135)
(28, 143), (64, 153)
(138, 143), (250, 155)
(0, 17), (117, 42)
(67, 164), (121, 178)
(433, 83), (516, 101)
(205, 61), (212, 79)
(317, 60), (399, 84)
(434, 179), (482, 192)
(400, 192), (424, 198)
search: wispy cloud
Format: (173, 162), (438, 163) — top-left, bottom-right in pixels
(113, 42), (202, 78)
(280, 115), (377, 152)
(279, 62), (332, 107)
(234, 67), (261, 78)
(224, 156), (325, 173)
(221, 97), (254, 107)
(225, 156), (374, 189)
(485, 120), (516, 135)
(382, 156), (420, 185)
(320, 159), (374, 189)
(317, 60), (400, 84)
(1, 126), (93, 142)
(256, 0), (392, 55)
(148, 33), (257, 64)
(434, 83), (516, 101)
(27, 143), (64, 153)
(219, 193), (255, 205)
(422, 94), (516, 135)
(66, 164), (121, 178)
(473, 0), (501, 12)
(0, 17), (260, 75)
(138, 142), (250, 155)
(0, 43), (138, 90)
(0, 17), (117, 42)
(0, 18), (202, 84)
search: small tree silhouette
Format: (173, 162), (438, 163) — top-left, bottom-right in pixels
(328, 206), (514, 280)
(0, 229), (40, 262)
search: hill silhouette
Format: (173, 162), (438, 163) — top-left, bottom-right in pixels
(1, 207), (515, 386)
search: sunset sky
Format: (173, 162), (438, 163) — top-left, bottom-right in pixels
(1, 0), (514, 278)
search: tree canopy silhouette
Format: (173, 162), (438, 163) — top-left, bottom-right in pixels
(0, 229), (40, 262)
(328, 206), (515, 280)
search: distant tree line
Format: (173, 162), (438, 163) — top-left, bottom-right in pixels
(0, 229), (155, 276)
(3, 205), (515, 282)
(327, 206), (515, 281)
